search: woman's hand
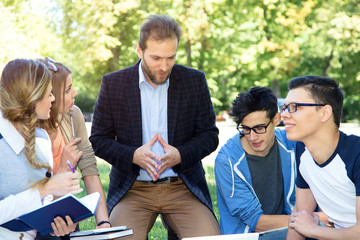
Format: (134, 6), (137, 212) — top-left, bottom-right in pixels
(51, 215), (76, 236)
(40, 172), (83, 198)
(56, 138), (83, 174)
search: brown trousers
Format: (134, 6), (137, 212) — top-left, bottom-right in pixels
(109, 179), (220, 240)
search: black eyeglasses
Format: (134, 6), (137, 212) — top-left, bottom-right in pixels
(237, 118), (273, 135)
(45, 56), (57, 72)
(280, 102), (325, 113)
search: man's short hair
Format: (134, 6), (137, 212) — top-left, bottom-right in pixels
(230, 87), (278, 125)
(288, 75), (344, 128)
(138, 14), (182, 51)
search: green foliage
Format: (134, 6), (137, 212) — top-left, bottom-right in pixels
(0, 1), (59, 70)
(205, 165), (220, 222)
(75, 93), (97, 113)
(1, 0), (360, 121)
(343, 95), (360, 123)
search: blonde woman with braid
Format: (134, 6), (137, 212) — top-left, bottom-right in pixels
(0, 59), (83, 240)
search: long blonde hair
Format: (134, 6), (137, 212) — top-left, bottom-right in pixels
(0, 59), (53, 188)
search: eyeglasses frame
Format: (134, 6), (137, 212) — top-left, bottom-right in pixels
(236, 117), (274, 135)
(280, 102), (325, 114)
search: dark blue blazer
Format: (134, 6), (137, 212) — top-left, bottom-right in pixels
(90, 61), (219, 214)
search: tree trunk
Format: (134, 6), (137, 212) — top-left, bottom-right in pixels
(273, 79), (280, 97)
(323, 48), (334, 77)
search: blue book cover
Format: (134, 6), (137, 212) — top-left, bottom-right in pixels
(1, 192), (100, 236)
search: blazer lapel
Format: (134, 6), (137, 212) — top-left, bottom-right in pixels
(167, 67), (181, 145)
(127, 61), (143, 146)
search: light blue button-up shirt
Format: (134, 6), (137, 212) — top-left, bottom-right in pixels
(136, 61), (177, 181)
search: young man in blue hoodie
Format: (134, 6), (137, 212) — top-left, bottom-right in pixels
(215, 86), (296, 235)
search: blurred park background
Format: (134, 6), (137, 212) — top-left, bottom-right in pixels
(1, 0), (360, 122)
(2, 1), (360, 238)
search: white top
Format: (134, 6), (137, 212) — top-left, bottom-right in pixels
(0, 112), (52, 231)
(296, 131), (360, 228)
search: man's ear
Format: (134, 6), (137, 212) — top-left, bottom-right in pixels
(273, 113), (281, 126)
(321, 105), (333, 123)
(136, 44), (143, 59)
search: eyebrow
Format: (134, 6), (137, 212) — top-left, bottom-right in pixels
(150, 54), (177, 59)
(241, 123), (268, 128)
(65, 84), (72, 91)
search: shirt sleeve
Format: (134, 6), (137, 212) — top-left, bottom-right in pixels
(353, 154), (360, 196)
(72, 106), (99, 177)
(344, 134), (360, 196)
(295, 142), (310, 189)
(0, 189), (42, 224)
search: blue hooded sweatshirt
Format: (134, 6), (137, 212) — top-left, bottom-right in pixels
(215, 128), (296, 234)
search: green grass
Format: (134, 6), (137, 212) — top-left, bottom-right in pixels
(76, 161), (219, 239)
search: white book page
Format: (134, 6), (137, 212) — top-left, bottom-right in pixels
(78, 192), (100, 213)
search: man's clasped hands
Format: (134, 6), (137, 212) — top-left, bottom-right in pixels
(133, 134), (181, 181)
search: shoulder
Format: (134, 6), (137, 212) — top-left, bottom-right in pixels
(71, 105), (84, 119)
(170, 65), (208, 97)
(216, 133), (244, 163)
(275, 128), (287, 141)
(337, 131), (360, 162)
(35, 127), (50, 141)
(171, 64), (205, 82)
(172, 64), (204, 74)
(339, 131), (360, 149)
(102, 61), (140, 83)
(35, 127), (52, 162)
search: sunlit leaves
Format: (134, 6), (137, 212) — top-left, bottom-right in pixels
(1, 0), (360, 118)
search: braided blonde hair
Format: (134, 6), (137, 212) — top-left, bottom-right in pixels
(0, 59), (53, 189)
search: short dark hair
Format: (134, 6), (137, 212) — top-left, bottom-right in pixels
(138, 14), (182, 51)
(230, 87), (278, 125)
(288, 75), (344, 128)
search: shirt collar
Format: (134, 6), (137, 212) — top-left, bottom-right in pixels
(138, 60), (169, 88)
(0, 111), (25, 155)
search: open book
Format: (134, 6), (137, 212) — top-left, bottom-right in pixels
(1, 192), (100, 236)
(70, 226), (133, 239)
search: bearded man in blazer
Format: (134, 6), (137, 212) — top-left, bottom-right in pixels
(90, 14), (220, 239)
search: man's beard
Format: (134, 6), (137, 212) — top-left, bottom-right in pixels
(142, 59), (171, 86)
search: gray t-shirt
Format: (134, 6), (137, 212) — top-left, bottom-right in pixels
(246, 140), (284, 215)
